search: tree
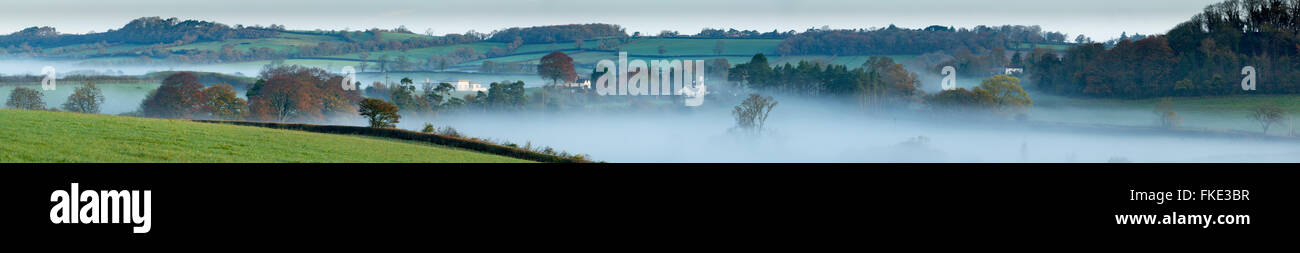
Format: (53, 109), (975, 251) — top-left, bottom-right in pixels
(377, 54), (390, 72)
(5, 87), (44, 110)
(538, 51), (577, 86)
(1153, 98), (1182, 129)
(714, 40), (726, 55)
(974, 75), (1032, 113)
(247, 65), (359, 122)
(141, 72), (206, 118)
(733, 93), (778, 133)
(485, 80), (527, 110)
(62, 83), (105, 113)
(435, 56), (449, 71)
(358, 52), (370, 72)
(389, 79), (419, 111)
(204, 84), (248, 120)
(1250, 104), (1285, 134)
(358, 98), (400, 128)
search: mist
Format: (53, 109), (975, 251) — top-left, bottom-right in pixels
(386, 95), (1300, 163)
(4, 59), (1295, 163)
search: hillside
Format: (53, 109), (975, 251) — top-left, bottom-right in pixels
(0, 16), (1077, 75)
(0, 109), (530, 162)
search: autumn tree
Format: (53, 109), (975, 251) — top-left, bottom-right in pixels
(62, 82), (106, 113)
(538, 51), (577, 86)
(247, 65), (361, 122)
(203, 83), (248, 120)
(358, 98), (400, 128)
(5, 87), (45, 110)
(975, 74), (1032, 113)
(141, 72), (206, 118)
(924, 75), (1032, 117)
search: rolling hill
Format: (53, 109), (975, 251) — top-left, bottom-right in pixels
(0, 109), (530, 162)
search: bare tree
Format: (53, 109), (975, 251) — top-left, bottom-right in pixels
(733, 93), (778, 133)
(1250, 104), (1285, 134)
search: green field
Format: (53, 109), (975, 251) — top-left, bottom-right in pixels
(1030, 93), (1300, 134)
(769, 55), (918, 67)
(327, 42), (508, 62)
(616, 38), (782, 56)
(0, 82), (160, 115)
(167, 32), (349, 52)
(0, 109), (530, 162)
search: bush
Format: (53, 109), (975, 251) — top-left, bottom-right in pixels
(421, 122), (435, 133)
(437, 126), (463, 137)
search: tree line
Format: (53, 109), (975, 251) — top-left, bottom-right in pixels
(776, 25), (1068, 56)
(1027, 0), (1300, 98)
(727, 53), (1032, 115)
(486, 24), (627, 44)
(0, 17), (278, 49)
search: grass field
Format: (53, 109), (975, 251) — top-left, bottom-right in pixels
(326, 42), (509, 62)
(769, 55), (918, 67)
(0, 82), (160, 115)
(616, 38), (782, 56)
(1030, 93), (1300, 134)
(167, 32), (349, 52)
(0, 109), (530, 162)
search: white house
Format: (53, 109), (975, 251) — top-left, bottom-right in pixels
(1004, 67), (1024, 75)
(561, 78), (591, 89)
(448, 80), (486, 92)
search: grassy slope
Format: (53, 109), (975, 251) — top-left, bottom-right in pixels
(0, 109), (529, 162)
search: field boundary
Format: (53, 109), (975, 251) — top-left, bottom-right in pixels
(192, 120), (590, 163)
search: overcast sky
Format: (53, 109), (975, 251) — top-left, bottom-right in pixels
(3, 0), (1223, 41)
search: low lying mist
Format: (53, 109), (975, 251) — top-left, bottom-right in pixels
(392, 96), (1300, 162)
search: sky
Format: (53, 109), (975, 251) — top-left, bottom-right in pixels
(1, 0), (1224, 41)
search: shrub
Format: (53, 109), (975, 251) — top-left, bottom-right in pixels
(421, 122), (435, 133)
